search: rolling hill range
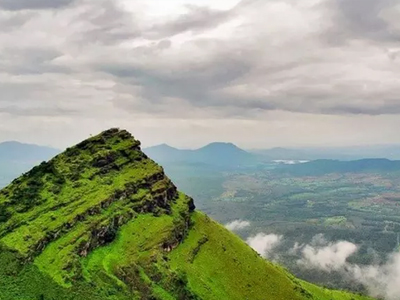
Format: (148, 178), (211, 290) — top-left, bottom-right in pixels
(0, 129), (374, 300)
(274, 158), (400, 176)
(253, 145), (400, 161)
(0, 141), (59, 188)
(144, 142), (257, 168)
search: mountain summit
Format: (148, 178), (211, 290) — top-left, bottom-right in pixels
(0, 129), (373, 300)
(145, 142), (255, 167)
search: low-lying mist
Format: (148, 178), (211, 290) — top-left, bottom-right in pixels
(226, 220), (400, 300)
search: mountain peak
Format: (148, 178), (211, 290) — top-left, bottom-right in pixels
(201, 142), (239, 149)
(76, 128), (138, 149)
(0, 140), (24, 146)
(198, 142), (246, 154)
(148, 143), (177, 150)
(144, 141), (255, 167)
(0, 128), (193, 262)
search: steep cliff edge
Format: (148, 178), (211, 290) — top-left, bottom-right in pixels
(0, 129), (373, 300)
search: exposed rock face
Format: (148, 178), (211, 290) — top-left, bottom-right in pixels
(78, 218), (123, 257)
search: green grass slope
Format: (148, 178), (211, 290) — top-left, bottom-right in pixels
(169, 212), (373, 300)
(0, 129), (375, 300)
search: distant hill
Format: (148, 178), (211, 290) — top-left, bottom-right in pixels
(144, 142), (257, 168)
(147, 143), (400, 165)
(0, 141), (59, 162)
(252, 147), (314, 161)
(0, 141), (59, 188)
(0, 128), (373, 300)
(143, 144), (185, 163)
(274, 158), (400, 176)
(252, 145), (400, 161)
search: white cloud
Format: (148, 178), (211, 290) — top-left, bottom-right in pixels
(225, 219), (250, 231)
(291, 234), (400, 300)
(298, 240), (358, 272)
(246, 233), (283, 258)
(350, 253), (400, 300)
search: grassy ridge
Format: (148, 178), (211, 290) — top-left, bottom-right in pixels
(169, 212), (373, 300)
(0, 129), (376, 300)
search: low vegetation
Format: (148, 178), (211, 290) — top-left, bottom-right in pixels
(0, 129), (375, 299)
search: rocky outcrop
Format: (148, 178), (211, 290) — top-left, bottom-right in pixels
(29, 171), (179, 259)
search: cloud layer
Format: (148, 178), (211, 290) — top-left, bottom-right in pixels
(296, 234), (358, 271)
(351, 253), (400, 300)
(0, 0), (75, 11)
(281, 234), (400, 300)
(1, 0), (400, 147)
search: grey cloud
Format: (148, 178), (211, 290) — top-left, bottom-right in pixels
(0, 0), (400, 125)
(325, 0), (400, 43)
(84, 0), (399, 117)
(0, 0), (75, 10)
(0, 105), (76, 117)
(2, 0), (400, 148)
(74, 2), (234, 45)
(324, 101), (400, 115)
(0, 81), (45, 100)
(145, 5), (234, 39)
(0, 11), (34, 31)
(0, 48), (69, 75)
(0, 79), (77, 117)
(101, 35), (400, 116)
(100, 43), (253, 107)
(0, 80), (78, 117)
(71, 0), (140, 45)
(388, 49), (400, 60)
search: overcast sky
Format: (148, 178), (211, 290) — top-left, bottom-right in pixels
(0, 0), (399, 149)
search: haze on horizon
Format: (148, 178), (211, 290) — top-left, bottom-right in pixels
(0, 0), (399, 149)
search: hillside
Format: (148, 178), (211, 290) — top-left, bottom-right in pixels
(0, 141), (59, 188)
(0, 129), (374, 300)
(144, 142), (256, 168)
(275, 158), (400, 176)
